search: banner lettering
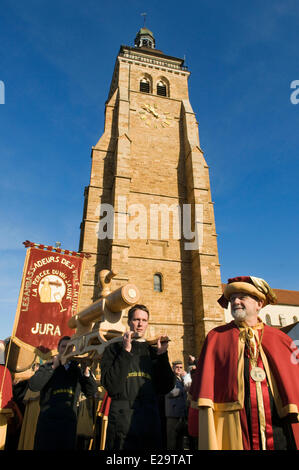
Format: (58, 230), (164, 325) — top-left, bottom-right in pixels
(13, 246), (85, 356)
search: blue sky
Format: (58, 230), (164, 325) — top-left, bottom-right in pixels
(0, 0), (299, 339)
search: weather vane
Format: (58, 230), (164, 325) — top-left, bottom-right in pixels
(141, 12), (147, 27)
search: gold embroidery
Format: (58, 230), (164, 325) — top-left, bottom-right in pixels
(127, 372), (151, 380)
(52, 388), (74, 396)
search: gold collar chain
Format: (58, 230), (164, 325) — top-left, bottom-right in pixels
(237, 319), (264, 367)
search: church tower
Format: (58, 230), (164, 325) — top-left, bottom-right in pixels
(78, 28), (224, 359)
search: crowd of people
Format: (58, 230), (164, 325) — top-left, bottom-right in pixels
(1, 275), (299, 451)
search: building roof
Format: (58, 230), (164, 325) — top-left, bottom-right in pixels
(280, 321), (299, 334)
(119, 44), (185, 66)
(137, 27), (154, 38)
(272, 289), (299, 306)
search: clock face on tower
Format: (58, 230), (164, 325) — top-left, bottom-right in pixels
(138, 103), (173, 128)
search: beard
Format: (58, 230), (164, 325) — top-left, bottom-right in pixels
(231, 308), (247, 322)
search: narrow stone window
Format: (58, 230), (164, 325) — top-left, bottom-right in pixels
(140, 78), (150, 93)
(279, 314), (287, 327)
(157, 80), (167, 96)
(265, 314), (272, 326)
(154, 273), (163, 292)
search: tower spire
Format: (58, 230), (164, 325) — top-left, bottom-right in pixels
(141, 12), (147, 27)
(134, 21), (155, 49)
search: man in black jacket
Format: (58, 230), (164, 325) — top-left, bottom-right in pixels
(165, 361), (189, 449)
(29, 336), (97, 450)
(100, 304), (175, 450)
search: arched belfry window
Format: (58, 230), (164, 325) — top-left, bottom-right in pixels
(142, 38), (153, 48)
(140, 78), (150, 93)
(157, 80), (167, 97)
(154, 273), (163, 292)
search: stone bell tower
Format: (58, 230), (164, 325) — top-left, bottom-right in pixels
(78, 28), (224, 359)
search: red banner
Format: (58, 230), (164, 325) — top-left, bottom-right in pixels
(12, 246), (85, 356)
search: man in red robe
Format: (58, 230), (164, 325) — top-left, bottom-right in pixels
(189, 276), (299, 450)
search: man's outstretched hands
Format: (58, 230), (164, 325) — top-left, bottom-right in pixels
(123, 331), (169, 354)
